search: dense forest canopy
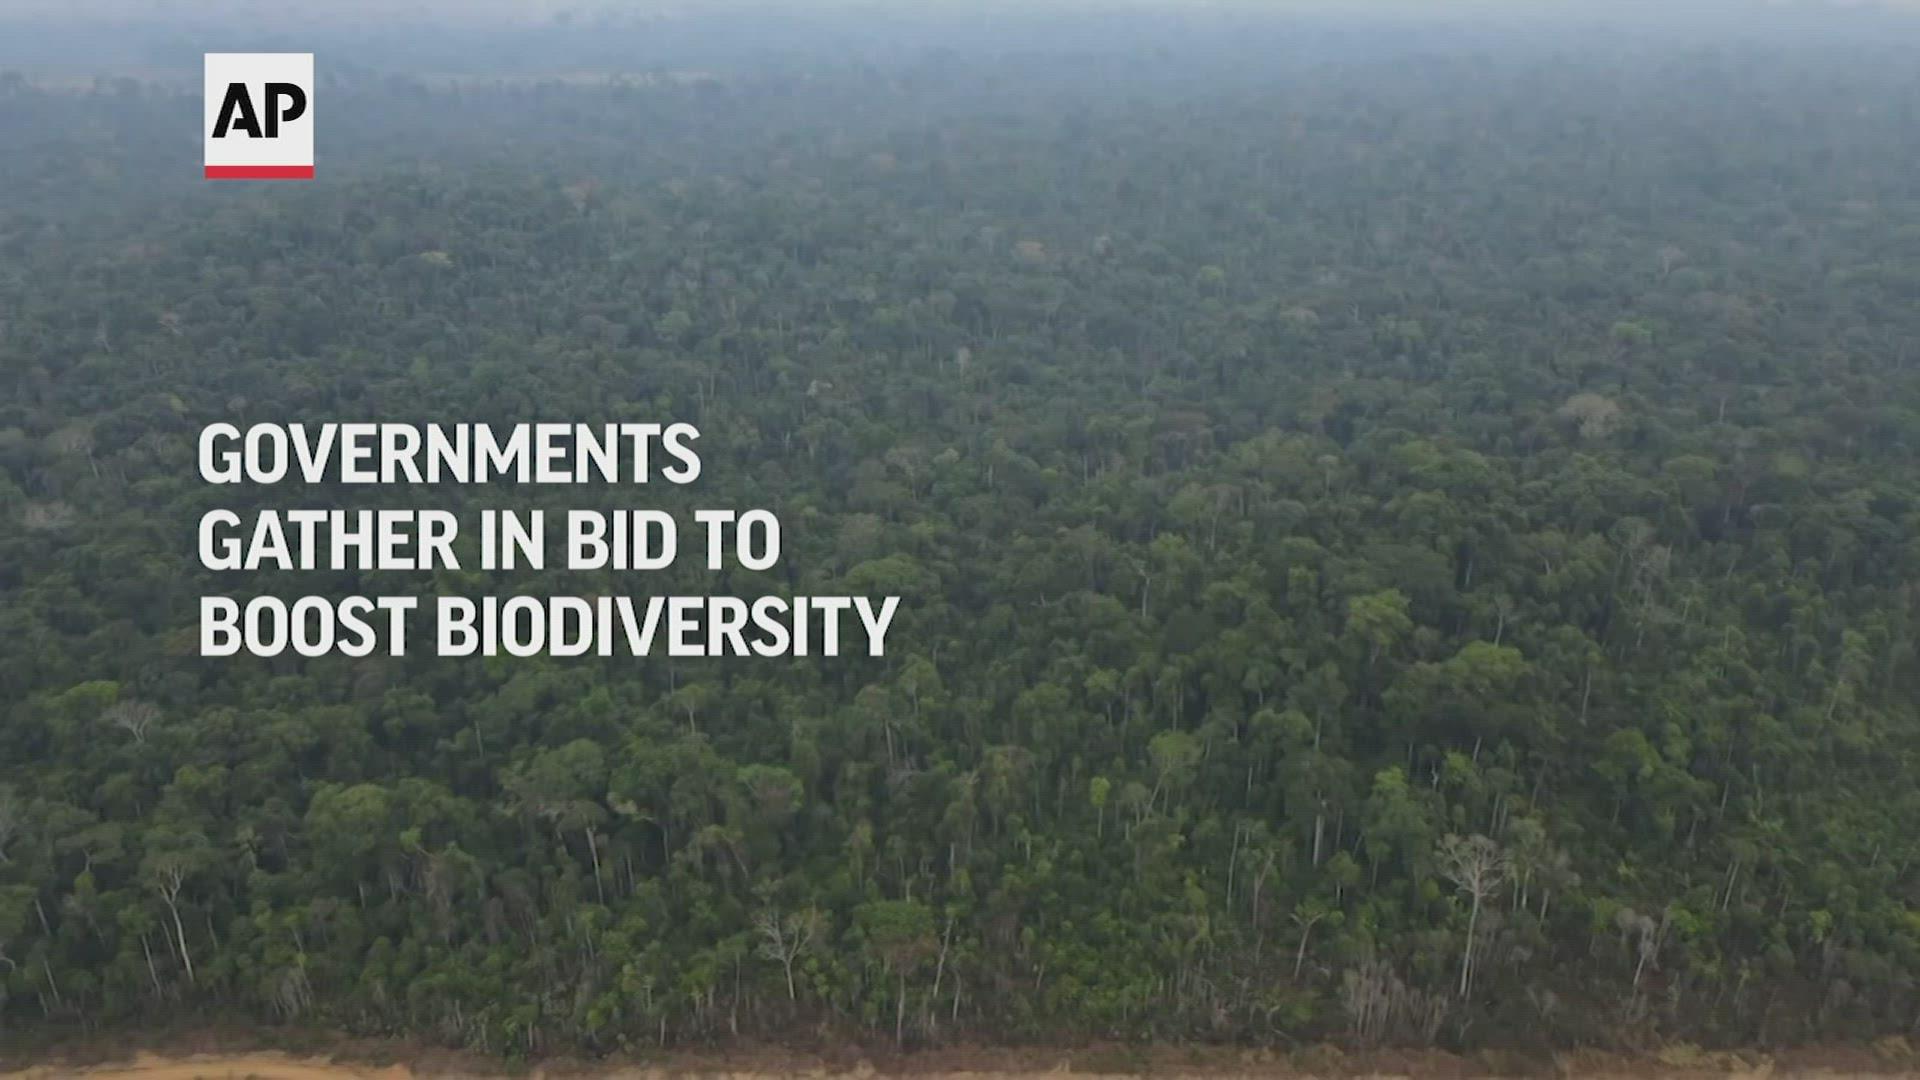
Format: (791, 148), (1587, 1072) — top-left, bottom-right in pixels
(3, 5), (1920, 1058)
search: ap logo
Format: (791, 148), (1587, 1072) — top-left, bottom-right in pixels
(204, 53), (314, 180)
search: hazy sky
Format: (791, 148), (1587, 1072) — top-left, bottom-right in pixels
(5, 0), (1918, 81)
(5, 0), (1919, 19)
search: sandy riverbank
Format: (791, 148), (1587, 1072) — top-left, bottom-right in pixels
(9, 1043), (1920, 1080)
(1, 1055), (412, 1080)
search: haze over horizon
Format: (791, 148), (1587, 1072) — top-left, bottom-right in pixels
(6, 0), (1920, 83)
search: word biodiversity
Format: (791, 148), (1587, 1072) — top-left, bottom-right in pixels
(201, 594), (899, 658)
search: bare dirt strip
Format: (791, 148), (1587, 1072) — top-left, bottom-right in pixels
(7, 1043), (1920, 1080)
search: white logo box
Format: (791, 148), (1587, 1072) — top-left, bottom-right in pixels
(204, 53), (314, 180)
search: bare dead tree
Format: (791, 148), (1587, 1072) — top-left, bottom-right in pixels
(1439, 833), (1508, 998)
(754, 906), (823, 1001)
(103, 700), (161, 744)
(1616, 906), (1667, 999)
(148, 858), (196, 985)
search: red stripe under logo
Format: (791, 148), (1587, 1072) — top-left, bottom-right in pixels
(204, 165), (315, 180)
